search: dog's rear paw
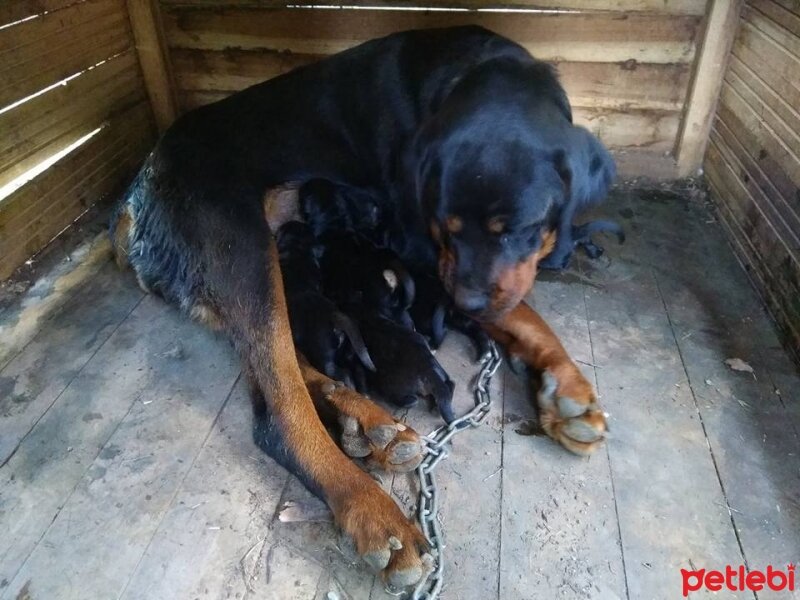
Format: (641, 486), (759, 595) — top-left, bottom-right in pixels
(324, 383), (424, 472)
(333, 486), (430, 590)
(536, 370), (607, 455)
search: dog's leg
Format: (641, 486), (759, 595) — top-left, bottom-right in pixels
(296, 355), (424, 473)
(484, 302), (607, 455)
(229, 241), (426, 588)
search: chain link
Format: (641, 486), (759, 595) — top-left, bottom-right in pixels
(400, 342), (502, 600)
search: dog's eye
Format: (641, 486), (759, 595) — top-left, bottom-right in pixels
(500, 233), (511, 246)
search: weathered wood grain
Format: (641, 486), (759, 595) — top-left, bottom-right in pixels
(674, 0), (742, 176)
(170, 48), (690, 112)
(0, 261), (144, 465)
(0, 50), (145, 189)
(162, 7), (701, 65)
(158, 0), (708, 14)
(126, 0), (179, 131)
(0, 0), (133, 107)
(616, 185), (800, 584)
(499, 274), (626, 600)
(118, 380), (306, 600)
(0, 102), (155, 280)
(581, 190), (750, 599)
(0, 293), (240, 599)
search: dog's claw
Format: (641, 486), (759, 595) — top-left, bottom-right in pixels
(556, 395), (588, 419)
(326, 386), (423, 472)
(388, 440), (422, 465)
(363, 548), (392, 571)
(386, 563), (423, 590)
(366, 424), (398, 449)
(562, 419), (605, 443)
(388, 535), (403, 550)
(342, 433), (372, 458)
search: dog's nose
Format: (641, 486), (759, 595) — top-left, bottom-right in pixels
(453, 286), (489, 314)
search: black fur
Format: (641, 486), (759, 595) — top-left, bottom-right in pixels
(111, 26), (616, 494)
(277, 221), (375, 385)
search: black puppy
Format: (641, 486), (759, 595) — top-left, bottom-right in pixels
(317, 233), (456, 422)
(277, 222), (375, 385)
(358, 311), (456, 423)
(300, 179), (393, 247)
(319, 231), (416, 328)
(410, 269), (492, 359)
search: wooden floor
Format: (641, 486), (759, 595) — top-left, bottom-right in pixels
(1, 184), (799, 600)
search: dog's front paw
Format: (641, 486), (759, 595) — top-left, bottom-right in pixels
(536, 370), (607, 456)
(333, 485), (430, 590)
(323, 382), (424, 472)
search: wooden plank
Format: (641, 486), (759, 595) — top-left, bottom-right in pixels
(162, 8), (702, 64)
(618, 180), (800, 576)
(0, 50), (145, 189)
(0, 234), (115, 369)
(0, 293), (240, 599)
(711, 115), (800, 249)
(751, 0), (800, 38)
(581, 190), (749, 600)
(708, 166), (800, 363)
(557, 61), (691, 111)
(158, 0), (708, 15)
(0, 102), (155, 280)
(732, 21), (800, 117)
(0, 261), (144, 464)
(744, 3), (800, 56)
(715, 92), (800, 220)
(499, 276), (626, 600)
(704, 142), (800, 319)
(674, 0), (743, 177)
(770, 0), (800, 18)
(117, 381), (301, 600)
(729, 43), (800, 144)
(717, 81), (800, 187)
(0, 101), (154, 233)
(0, 0), (133, 108)
(170, 48), (691, 112)
(709, 123), (800, 262)
(126, 0), (179, 131)
(174, 85), (678, 151)
(573, 107), (679, 151)
(613, 150), (678, 180)
(725, 67), (800, 168)
(0, 0), (93, 27)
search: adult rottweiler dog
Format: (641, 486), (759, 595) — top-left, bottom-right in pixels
(111, 25), (612, 588)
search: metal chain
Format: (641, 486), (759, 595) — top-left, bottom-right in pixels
(400, 342), (502, 600)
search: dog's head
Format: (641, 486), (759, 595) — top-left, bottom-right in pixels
(410, 60), (614, 322)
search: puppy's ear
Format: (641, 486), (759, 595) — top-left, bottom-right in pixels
(554, 126), (615, 210)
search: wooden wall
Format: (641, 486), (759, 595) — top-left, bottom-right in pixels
(0, 0), (157, 279)
(704, 0), (800, 359)
(158, 0), (710, 176)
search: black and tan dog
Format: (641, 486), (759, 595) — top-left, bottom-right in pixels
(111, 26), (612, 588)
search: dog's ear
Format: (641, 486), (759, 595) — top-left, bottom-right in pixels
(553, 126), (615, 210)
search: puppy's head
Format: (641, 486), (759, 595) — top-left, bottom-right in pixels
(411, 62), (614, 322)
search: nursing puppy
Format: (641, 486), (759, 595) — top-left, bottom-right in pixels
(277, 222), (375, 386)
(318, 233), (456, 422)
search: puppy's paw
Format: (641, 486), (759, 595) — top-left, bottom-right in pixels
(333, 485), (430, 590)
(324, 383), (424, 472)
(536, 370), (607, 456)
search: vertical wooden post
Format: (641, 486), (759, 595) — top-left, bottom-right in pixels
(674, 0), (743, 178)
(126, 0), (178, 133)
